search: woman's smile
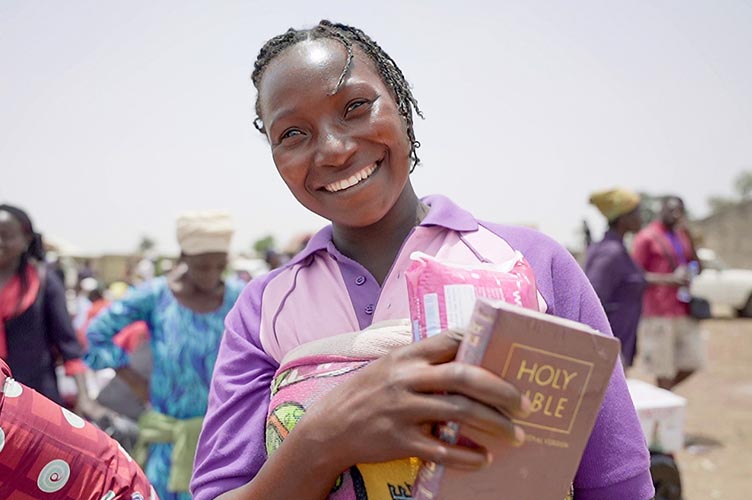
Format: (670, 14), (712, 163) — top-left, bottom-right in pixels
(322, 160), (380, 193)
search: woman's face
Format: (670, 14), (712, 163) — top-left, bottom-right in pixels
(660, 198), (685, 229)
(0, 211), (30, 270)
(183, 252), (228, 293)
(257, 39), (413, 229)
(621, 206), (643, 233)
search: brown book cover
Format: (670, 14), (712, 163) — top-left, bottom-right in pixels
(412, 298), (620, 500)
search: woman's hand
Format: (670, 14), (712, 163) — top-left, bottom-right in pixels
(71, 371), (113, 421)
(115, 366), (150, 403)
(297, 329), (531, 473)
(74, 395), (113, 422)
(216, 330), (531, 500)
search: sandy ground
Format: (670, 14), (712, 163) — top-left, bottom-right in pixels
(627, 317), (752, 500)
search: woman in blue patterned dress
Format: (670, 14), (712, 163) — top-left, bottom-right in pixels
(84, 211), (244, 500)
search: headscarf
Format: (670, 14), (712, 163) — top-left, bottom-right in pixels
(588, 189), (640, 222)
(175, 211), (234, 256)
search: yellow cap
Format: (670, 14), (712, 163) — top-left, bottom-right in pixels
(589, 189), (641, 222)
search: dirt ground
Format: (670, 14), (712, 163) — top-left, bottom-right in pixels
(627, 317), (752, 500)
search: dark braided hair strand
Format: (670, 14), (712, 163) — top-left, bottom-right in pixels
(251, 20), (424, 171)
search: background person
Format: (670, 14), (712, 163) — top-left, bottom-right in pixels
(632, 196), (704, 390)
(0, 204), (101, 417)
(85, 211), (244, 500)
(585, 188), (647, 368)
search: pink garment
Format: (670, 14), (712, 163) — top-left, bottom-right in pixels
(0, 359), (158, 499)
(406, 251), (539, 340)
(0, 265), (39, 359)
(632, 221), (695, 317)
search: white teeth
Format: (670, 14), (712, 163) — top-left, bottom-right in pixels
(324, 163), (378, 193)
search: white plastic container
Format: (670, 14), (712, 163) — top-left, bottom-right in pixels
(627, 379), (687, 454)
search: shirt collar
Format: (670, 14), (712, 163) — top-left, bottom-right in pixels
(287, 194), (478, 265)
(651, 220), (673, 234)
(603, 228), (623, 241)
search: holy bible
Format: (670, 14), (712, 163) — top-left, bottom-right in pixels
(412, 298), (620, 500)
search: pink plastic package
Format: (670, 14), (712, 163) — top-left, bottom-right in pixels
(405, 251), (539, 341)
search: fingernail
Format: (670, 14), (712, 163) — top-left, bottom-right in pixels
(520, 395), (532, 416)
(513, 426), (526, 446)
(485, 451), (494, 466)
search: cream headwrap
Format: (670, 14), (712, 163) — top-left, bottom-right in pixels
(176, 211), (234, 255)
(589, 189), (641, 222)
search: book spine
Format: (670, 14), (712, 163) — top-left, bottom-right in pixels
(412, 300), (498, 500)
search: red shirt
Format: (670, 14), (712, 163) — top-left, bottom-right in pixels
(632, 221), (694, 317)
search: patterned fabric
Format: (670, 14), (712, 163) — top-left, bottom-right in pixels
(85, 277), (242, 500)
(0, 359), (158, 499)
(266, 322), (419, 500)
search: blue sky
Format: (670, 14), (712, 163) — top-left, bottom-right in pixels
(2, 1), (750, 255)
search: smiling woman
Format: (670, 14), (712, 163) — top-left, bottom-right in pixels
(255, 30), (417, 242)
(191, 20), (655, 500)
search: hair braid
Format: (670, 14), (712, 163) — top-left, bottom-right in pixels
(251, 20), (424, 171)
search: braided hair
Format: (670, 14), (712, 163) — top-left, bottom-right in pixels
(0, 204), (46, 310)
(251, 20), (424, 171)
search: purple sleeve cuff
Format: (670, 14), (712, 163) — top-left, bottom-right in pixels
(574, 469), (655, 500)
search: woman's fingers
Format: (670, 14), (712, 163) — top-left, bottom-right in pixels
(415, 393), (523, 444)
(397, 329), (463, 364)
(407, 430), (491, 470)
(406, 362), (531, 419)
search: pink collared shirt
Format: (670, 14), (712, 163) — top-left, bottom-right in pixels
(632, 221), (694, 317)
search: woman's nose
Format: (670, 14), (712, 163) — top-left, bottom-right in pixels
(313, 128), (356, 168)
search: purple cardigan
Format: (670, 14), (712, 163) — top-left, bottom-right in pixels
(192, 195), (654, 500)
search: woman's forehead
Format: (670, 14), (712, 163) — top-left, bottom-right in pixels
(0, 213), (26, 236)
(258, 39), (382, 117)
(0, 210), (20, 226)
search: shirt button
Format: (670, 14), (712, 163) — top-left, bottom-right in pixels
(355, 275), (366, 286)
(364, 304), (375, 315)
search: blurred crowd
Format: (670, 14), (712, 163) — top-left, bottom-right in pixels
(0, 192), (710, 499)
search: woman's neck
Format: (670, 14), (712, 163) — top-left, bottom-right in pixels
(168, 268), (225, 314)
(611, 226), (627, 239)
(0, 258), (22, 287)
(332, 184), (423, 285)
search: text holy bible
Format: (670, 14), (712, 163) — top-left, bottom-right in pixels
(413, 298), (620, 500)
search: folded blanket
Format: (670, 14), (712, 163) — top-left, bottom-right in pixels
(266, 320), (420, 500)
(266, 321), (574, 500)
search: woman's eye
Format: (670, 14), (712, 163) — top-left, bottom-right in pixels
(280, 129), (303, 141)
(345, 100), (369, 115)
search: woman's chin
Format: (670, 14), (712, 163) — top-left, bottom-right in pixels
(194, 282), (222, 294)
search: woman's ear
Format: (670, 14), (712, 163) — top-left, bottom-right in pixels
(254, 117), (272, 144)
(253, 117), (265, 134)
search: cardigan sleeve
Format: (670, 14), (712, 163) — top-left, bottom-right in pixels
(42, 269), (87, 376)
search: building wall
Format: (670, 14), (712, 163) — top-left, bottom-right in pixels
(690, 200), (752, 269)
